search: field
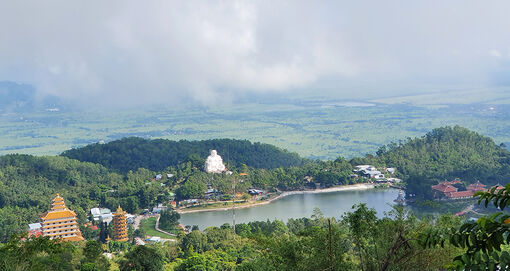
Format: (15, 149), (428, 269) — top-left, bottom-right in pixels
(2, 88), (510, 160)
(139, 217), (179, 238)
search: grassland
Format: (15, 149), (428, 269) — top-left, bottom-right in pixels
(139, 217), (179, 238)
(1, 89), (510, 160)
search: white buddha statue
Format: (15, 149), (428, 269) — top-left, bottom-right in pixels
(204, 150), (226, 173)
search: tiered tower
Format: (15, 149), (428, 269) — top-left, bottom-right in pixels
(113, 206), (128, 242)
(41, 194), (84, 241)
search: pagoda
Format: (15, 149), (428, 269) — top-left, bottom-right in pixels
(113, 206), (129, 242)
(41, 194), (84, 241)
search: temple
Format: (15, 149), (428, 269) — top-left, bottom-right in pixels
(41, 194), (84, 241)
(113, 205), (129, 242)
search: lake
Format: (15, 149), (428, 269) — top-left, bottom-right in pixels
(180, 188), (400, 229)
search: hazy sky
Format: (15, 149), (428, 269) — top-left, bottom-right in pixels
(1, 1), (509, 107)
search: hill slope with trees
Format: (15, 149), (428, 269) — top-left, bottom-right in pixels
(61, 138), (306, 173)
(0, 154), (170, 242)
(357, 126), (510, 199)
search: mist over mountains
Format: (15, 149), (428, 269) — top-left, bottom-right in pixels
(0, 81), (62, 113)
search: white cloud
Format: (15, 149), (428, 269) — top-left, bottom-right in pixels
(491, 50), (502, 57)
(0, 0), (509, 107)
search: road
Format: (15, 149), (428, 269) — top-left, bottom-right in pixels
(154, 214), (177, 237)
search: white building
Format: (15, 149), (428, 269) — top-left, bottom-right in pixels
(90, 208), (113, 224)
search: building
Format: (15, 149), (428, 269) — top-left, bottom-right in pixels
(152, 203), (169, 213)
(28, 223), (42, 237)
(467, 181), (486, 192)
(41, 194), (84, 241)
(431, 181), (459, 198)
(361, 170), (384, 179)
(90, 207), (113, 224)
(112, 206), (129, 242)
(432, 180), (495, 200)
(354, 165), (377, 172)
(248, 188), (264, 195)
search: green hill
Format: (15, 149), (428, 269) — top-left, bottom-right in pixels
(359, 126), (510, 199)
(61, 138), (306, 173)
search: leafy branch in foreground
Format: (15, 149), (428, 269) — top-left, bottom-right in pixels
(424, 184), (510, 270)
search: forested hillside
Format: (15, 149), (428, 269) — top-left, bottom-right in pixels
(357, 126), (510, 199)
(0, 154), (170, 242)
(61, 138), (306, 173)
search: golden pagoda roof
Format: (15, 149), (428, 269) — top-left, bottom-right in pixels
(114, 205), (126, 215)
(41, 194), (77, 220)
(52, 194), (64, 202)
(41, 209), (78, 220)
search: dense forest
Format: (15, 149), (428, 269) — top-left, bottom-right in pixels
(61, 138), (306, 173)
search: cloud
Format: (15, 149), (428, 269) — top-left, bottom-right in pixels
(0, 1), (509, 107)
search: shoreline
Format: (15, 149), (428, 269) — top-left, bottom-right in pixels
(177, 183), (376, 214)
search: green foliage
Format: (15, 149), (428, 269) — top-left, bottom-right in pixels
(119, 245), (163, 271)
(159, 210), (181, 231)
(62, 138), (306, 173)
(0, 235), (76, 271)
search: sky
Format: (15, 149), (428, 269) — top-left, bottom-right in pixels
(1, 1), (509, 107)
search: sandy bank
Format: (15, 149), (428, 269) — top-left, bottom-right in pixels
(177, 183), (375, 214)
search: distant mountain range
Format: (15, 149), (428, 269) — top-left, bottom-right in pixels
(0, 81), (62, 112)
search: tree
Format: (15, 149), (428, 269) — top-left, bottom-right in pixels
(119, 246), (163, 271)
(159, 210), (181, 231)
(83, 240), (102, 262)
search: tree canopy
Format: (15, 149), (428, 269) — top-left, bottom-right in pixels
(61, 138), (306, 173)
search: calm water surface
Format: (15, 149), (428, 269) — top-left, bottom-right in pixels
(180, 188), (399, 229)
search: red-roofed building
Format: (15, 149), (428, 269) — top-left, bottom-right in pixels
(446, 190), (474, 199)
(432, 182), (459, 199)
(467, 181), (486, 192)
(444, 179), (462, 186)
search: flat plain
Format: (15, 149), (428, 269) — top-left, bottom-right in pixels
(2, 89), (510, 160)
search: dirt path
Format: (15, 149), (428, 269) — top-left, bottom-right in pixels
(154, 214), (177, 237)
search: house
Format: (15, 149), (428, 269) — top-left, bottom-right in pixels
(446, 190), (474, 199)
(433, 180), (490, 200)
(431, 182), (459, 198)
(354, 165), (376, 172)
(248, 189), (264, 195)
(467, 181), (486, 192)
(386, 168), (396, 174)
(155, 174), (163, 180)
(152, 203), (168, 213)
(361, 169), (384, 179)
(90, 208), (113, 224)
(180, 199), (199, 206)
(386, 178), (403, 183)
(167, 174), (174, 178)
